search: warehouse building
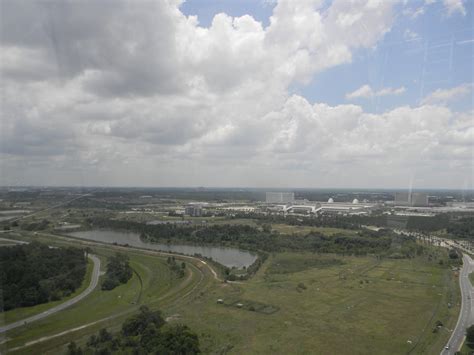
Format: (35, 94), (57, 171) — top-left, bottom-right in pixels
(394, 192), (429, 207)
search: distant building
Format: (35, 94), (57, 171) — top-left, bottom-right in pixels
(285, 203), (321, 214)
(266, 192), (295, 204)
(394, 192), (411, 206)
(394, 192), (428, 207)
(411, 192), (429, 207)
(185, 204), (202, 217)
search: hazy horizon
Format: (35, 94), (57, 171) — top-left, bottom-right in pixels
(1, 184), (473, 192)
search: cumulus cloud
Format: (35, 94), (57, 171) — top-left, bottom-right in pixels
(403, 29), (421, 41)
(346, 85), (406, 99)
(0, 0), (472, 188)
(421, 83), (472, 105)
(443, 0), (467, 16)
(403, 6), (425, 19)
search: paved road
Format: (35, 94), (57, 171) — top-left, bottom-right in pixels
(441, 253), (474, 355)
(394, 230), (474, 354)
(0, 254), (101, 333)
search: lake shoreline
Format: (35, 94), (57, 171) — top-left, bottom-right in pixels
(63, 229), (257, 269)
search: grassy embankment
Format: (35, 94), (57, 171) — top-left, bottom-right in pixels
(1, 232), (211, 355)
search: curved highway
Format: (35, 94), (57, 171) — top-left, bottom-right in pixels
(441, 253), (474, 355)
(0, 254), (101, 333)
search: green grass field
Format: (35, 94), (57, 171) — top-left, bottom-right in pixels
(172, 251), (459, 354)
(0, 232), (460, 355)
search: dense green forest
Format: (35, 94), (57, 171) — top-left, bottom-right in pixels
(0, 242), (87, 311)
(87, 218), (414, 257)
(67, 306), (200, 354)
(447, 216), (474, 239)
(101, 253), (133, 291)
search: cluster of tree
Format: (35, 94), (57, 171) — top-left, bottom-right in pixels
(86, 218), (404, 258)
(236, 211), (474, 240)
(240, 252), (268, 280)
(101, 253), (133, 291)
(448, 248), (462, 261)
(276, 229), (393, 255)
(88, 217), (276, 251)
(67, 305), (200, 354)
(0, 242), (86, 311)
(390, 213), (474, 239)
(21, 219), (51, 231)
(388, 234), (425, 259)
(167, 256), (185, 278)
(467, 324), (474, 344)
(447, 216), (474, 239)
(405, 214), (450, 232)
(233, 212), (389, 229)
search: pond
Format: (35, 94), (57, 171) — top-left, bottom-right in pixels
(66, 229), (257, 268)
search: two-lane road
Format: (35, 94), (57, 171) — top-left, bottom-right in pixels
(441, 253), (474, 355)
(0, 254), (101, 333)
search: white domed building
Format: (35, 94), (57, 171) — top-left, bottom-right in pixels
(328, 198), (334, 203)
(352, 198), (359, 204)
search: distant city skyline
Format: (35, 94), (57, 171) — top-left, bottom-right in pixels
(1, 0), (472, 189)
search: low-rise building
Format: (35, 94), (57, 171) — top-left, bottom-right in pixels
(185, 204), (203, 217)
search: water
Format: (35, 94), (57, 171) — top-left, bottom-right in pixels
(0, 210), (31, 222)
(67, 230), (257, 268)
(0, 210), (31, 214)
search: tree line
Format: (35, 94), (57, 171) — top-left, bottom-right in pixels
(0, 241), (87, 311)
(87, 217), (409, 257)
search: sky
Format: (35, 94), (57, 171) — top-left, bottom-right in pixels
(0, 0), (473, 189)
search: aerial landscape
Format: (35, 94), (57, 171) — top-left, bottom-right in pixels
(0, 0), (473, 354)
(0, 187), (473, 354)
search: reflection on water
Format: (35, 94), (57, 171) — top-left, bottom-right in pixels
(67, 229), (257, 268)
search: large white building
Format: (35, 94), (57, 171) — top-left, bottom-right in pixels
(266, 192), (295, 204)
(394, 192), (429, 207)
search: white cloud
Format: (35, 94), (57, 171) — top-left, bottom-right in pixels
(0, 0), (472, 188)
(443, 0), (467, 16)
(404, 29), (421, 41)
(421, 83), (472, 105)
(346, 84), (406, 99)
(403, 6), (426, 19)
